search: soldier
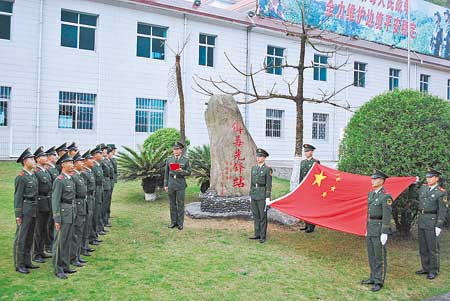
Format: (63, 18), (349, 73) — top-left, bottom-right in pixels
(361, 170), (392, 292)
(299, 144), (320, 233)
(52, 152), (77, 279)
(430, 11), (444, 57)
(55, 143), (68, 173)
(67, 142), (78, 158)
(81, 150), (96, 256)
(70, 152), (88, 267)
(107, 144), (118, 227)
(90, 146), (104, 243)
(440, 10), (450, 59)
(99, 144), (112, 234)
(248, 148), (272, 243)
(415, 168), (448, 280)
(13, 148), (39, 274)
(32, 146), (53, 264)
(164, 142), (191, 230)
(44, 146), (59, 254)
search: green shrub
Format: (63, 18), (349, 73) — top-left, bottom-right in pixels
(338, 90), (450, 237)
(143, 128), (190, 153)
(187, 145), (211, 193)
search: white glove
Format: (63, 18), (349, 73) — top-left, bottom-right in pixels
(415, 176), (420, 183)
(435, 227), (442, 237)
(380, 233), (388, 245)
(265, 198), (270, 205)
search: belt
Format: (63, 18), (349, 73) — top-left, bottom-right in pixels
(75, 200), (85, 205)
(253, 184), (266, 187)
(61, 200), (74, 205)
(420, 209), (437, 214)
(87, 192), (94, 196)
(37, 195), (50, 198)
(23, 199), (37, 205)
(369, 216), (382, 220)
(170, 175), (184, 179)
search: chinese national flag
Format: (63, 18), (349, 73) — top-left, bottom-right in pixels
(270, 164), (416, 236)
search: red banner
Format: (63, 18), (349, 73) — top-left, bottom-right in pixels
(270, 164), (416, 236)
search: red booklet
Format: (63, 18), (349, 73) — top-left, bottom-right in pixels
(169, 163), (181, 171)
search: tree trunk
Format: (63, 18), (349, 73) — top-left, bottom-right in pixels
(175, 54), (186, 145)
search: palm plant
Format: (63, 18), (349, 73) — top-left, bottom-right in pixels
(187, 145), (211, 193)
(117, 144), (170, 200)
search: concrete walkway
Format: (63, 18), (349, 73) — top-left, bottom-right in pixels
(426, 293), (450, 301)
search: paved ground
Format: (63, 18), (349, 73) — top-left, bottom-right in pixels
(426, 293), (450, 301)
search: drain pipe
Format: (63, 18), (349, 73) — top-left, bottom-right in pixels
(35, 0), (44, 148)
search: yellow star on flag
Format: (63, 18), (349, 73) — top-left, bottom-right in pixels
(321, 191), (328, 198)
(330, 186), (336, 192)
(312, 170), (327, 187)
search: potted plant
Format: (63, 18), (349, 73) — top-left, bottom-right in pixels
(187, 145), (211, 193)
(117, 144), (169, 201)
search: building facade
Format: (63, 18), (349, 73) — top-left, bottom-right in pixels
(1, 0), (449, 167)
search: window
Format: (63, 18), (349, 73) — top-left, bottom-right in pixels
(137, 23), (167, 60)
(0, 0), (12, 40)
(58, 92), (96, 129)
(313, 54), (328, 81)
(312, 113), (328, 140)
(266, 46), (284, 75)
(420, 74), (430, 93)
(0, 86), (10, 126)
(135, 98), (166, 133)
(199, 34), (215, 67)
(389, 68), (400, 91)
(61, 10), (97, 51)
(265, 109), (283, 138)
(353, 62), (366, 87)
(447, 80), (450, 100)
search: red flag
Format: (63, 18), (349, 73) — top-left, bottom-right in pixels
(270, 163), (416, 236)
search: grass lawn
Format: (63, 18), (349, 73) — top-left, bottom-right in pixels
(0, 161), (449, 300)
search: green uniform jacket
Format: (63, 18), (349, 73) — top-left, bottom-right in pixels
(250, 164), (273, 201)
(367, 188), (392, 236)
(110, 157), (118, 183)
(81, 167), (96, 194)
(299, 158), (320, 183)
(418, 185), (448, 230)
(51, 173), (75, 224)
(34, 165), (53, 212)
(14, 170), (38, 218)
(73, 171), (87, 216)
(45, 163), (60, 183)
(100, 159), (112, 191)
(92, 161), (104, 187)
(164, 155), (191, 190)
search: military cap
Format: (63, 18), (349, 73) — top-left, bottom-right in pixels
(426, 167), (441, 178)
(107, 144), (117, 150)
(303, 144), (316, 151)
(72, 151), (84, 162)
(16, 148), (34, 163)
(106, 146), (114, 153)
(67, 142), (78, 151)
(45, 146), (57, 156)
(445, 9), (450, 17)
(55, 142), (68, 153)
(97, 143), (108, 150)
(173, 142), (185, 149)
(56, 152), (73, 165)
(91, 146), (102, 155)
(82, 149), (93, 159)
(34, 146), (46, 158)
(371, 170), (389, 180)
(256, 148), (269, 157)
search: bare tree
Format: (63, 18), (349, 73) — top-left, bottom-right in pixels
(193, 2), (354, 189)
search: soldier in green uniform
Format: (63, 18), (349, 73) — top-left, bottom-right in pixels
(164, 142), (191, 230)
(90, 146), (104, 243)
(100, 144), (112, 234)
(361, 170), (392, 292)
(249, 148), (273, 243)
(106, 144), (118, 227)
(44, 146), (59, 254)
(102, 147), (115, 228)
(52, 152), (77, 279)
(299, 144), (320, 233)
(32, 147), (53, 263)
(67, 142), (78, 158)
(55, 143), (68, 173)
(415, 168), (448, 280)
(13, 148), (39, 274)
(81, 150), (96, 256)
(70, 152), (88, 267)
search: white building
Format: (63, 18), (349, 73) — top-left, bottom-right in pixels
(1, 0), (449, 169)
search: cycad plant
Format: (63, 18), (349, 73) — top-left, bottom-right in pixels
(117, 144), (170, 199)
(187, 145), (211, 193)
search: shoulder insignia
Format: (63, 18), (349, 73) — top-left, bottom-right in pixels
(19, 171), (24, 176)
(386, 198), (393, 206)
(57, 175), (64, 180)
(439, 187), (446, 192)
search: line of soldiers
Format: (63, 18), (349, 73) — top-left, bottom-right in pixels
(13, 142), (118, 279)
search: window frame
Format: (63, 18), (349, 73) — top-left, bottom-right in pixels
(389, 68), (400, 91)
(198, 33), (216, 67)
(136, 22), (168, 61)
(420, 74), (430, 94)
(447, 79), (450, 100)
(353, 62), (367, 88)
(0, 0), (13, 41)
(135, 98), (166, 133)
(312, 112), (329, 141)
(60, 9), (98, 51)
(313, 54), (328, 82)
(58, 91), (96, 130)
(0, 86), (11, 127)
(266, 45), (285, 75)
(265, 108), (284, 138)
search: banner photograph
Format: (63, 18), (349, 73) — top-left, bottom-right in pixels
(257, 0), (450, 60)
